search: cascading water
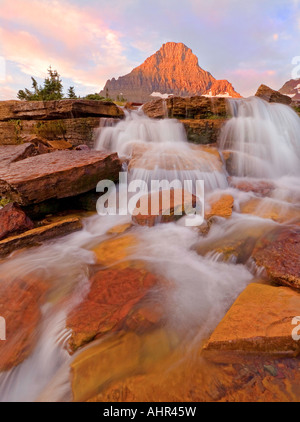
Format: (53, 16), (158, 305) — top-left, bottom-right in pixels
(219, 96), (300, 178)
(95, 108), (228, 191)
(0, 97), (299, 401)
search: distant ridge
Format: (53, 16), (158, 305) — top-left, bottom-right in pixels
(100, 42), (241, 102)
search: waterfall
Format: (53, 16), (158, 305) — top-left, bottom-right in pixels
(219, 96), (300, 178)
(95, 108), (228, 191)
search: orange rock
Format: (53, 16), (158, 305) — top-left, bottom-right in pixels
(252, 226), (300, 289)
(67, 267), (160, 352)
(106, 223), (132, 235)
(92, 234), (138, 267)
(71, 328), (177, 402)
(0, 274), (48, 371)
(202, 283), (300, 359)
(132, 189), (198, 227)
(205, 194), (234, 219)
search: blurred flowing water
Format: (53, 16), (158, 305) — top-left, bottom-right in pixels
(0, 97), (299, 401)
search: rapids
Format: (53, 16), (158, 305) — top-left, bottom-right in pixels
(0, 97), (299, 401)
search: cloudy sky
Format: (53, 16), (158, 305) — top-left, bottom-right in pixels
(0, 0), (299, 99)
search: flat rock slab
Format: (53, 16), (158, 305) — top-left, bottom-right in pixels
(202, 283), (300, 361)
(0, 217), (82, 257)
(0, 100), (124, 121)
(0, 143), (36, 166)
(0, 150), (122, 205)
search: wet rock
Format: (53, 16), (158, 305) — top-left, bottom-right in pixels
(205, 194), (234, 219)
(240, 197), (300, 224)
(202, 283), (300, 360)
(92, 234), (138, 267)
(0, 150), (121, 206)
(255, 84), (292, 105)
(229, 178), (275, 197)
(0, 202), (34, 240)
(0, 275), (48, 371)
(181, 118), (227, 144)
(0, 217), (82, 257)
(67, 267), (160, 352)
(252, 226), (300, 289)
(106, 223), (132, 235)
(132, 189), (198, 227)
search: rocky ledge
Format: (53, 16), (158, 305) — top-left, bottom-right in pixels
(0, 99), (124, 148)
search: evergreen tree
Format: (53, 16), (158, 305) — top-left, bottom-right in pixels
(17, 67), (63, 101)
(67, 86), (77, 99)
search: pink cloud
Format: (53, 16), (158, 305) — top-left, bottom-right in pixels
(0, 0), (135, 91)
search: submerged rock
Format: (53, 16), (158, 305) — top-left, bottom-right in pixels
(0, 275), (48, 371)
(67, 266), (160, 352)
(202, 283), (300, 360)
(0, 150), (121, 206)
(252, 226), (300, 289)
(0, 202), (34, 240)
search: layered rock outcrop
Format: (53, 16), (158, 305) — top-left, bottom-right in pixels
(0, 100), (124, 147)
(100, 42), (241, 102)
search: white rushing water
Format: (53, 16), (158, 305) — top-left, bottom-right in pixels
(0, 98), (299, 401)
(219, 96), (300, 178)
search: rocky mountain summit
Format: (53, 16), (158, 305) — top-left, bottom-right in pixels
(100, 42), (241, 102)
(279, 78), (300, 103)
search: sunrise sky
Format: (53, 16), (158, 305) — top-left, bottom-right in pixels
(0, 0), (299, 99)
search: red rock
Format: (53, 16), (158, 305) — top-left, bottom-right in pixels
(0, 202), (34, 240)
(0, 143), (36, 166)
(229, 178), (275, 196)
(0, 275), (48, 371)
(0, 150), (122, 206)
(252, 226), (300, 289)
(132, 189), (198, 227)
(0, 100), (124, 122)
(67, 267), (159, 352)
(255, 84), (292, 105)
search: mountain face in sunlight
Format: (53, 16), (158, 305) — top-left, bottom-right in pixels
(100, 42), (241, 102)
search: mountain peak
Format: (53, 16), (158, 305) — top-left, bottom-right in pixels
(100, 42), (241, 102)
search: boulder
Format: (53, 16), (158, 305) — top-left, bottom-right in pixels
(92, 234), (138, 267)
(0, 150), (121, 206)
(0, 202), (34, 240)
(252, 226), (300, 289)
(66, 266), (160, 352)
(202, 283), (300, 360)
(0, 217), (82, 257)
(240, 197), (300, 224)
(255, 84), (292, 105)
(0, 100), (124, 122)
(132, 189), (198, 227)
